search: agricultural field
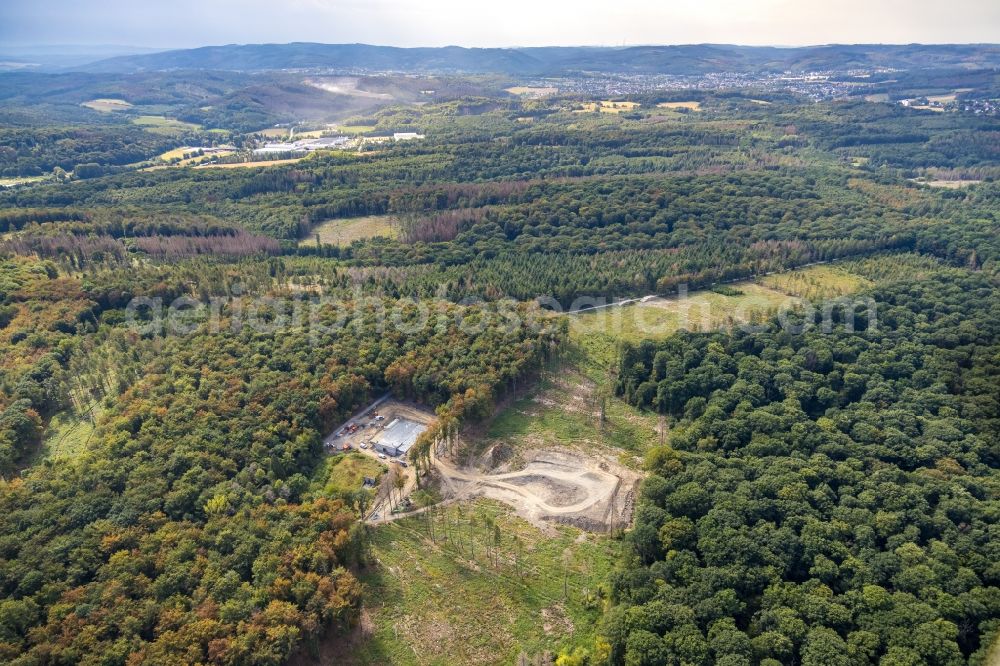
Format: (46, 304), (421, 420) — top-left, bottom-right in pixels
(655, 101), (702, 110)
(925, 89), (971, 104)
(157, 147), (193, 162)
(335, 124), (378, 135)
(81, 98), (133, 112)
(302, 215), (401, 246)
(927, 93), (958, 104)
(342, 499), (621, 665)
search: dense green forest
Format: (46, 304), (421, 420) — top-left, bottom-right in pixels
(0, 297), (560, 661)
(0, 64), (998, 665)
(610, 270), (999, 665)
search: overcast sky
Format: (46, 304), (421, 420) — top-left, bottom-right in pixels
(2, 0), (998, 50)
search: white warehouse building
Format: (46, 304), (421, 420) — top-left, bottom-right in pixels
(373, 418), (427, 458)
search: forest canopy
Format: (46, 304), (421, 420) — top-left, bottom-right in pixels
(0, 68), (998, 665)
(608, 271), (1000, 665)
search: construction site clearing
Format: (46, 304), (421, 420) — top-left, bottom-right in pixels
(324, 395), (434, 461)
(324, 396), (641, 533)
(434, 446), (642, 533)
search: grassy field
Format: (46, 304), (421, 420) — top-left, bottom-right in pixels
(336, 125), (378, 135)
(315, 452), (386, 496)
(81, 98), (132, 112)
(347, 499), (620, 665)
(302, 215), (400, 247)
(926, 92), (959, 104)
(131, 115), (200, 135)
(481, 358), (659, 467)
(569, 281), (799, 344)
(41, 402), (103, 461)
(758, 264), (871, 300)
(157, 147), (193, 161)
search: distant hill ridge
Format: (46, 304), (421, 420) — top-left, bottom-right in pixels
(79, 42), (1000, 75)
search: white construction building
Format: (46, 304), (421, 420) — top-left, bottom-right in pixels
(372, 418), (427, 458)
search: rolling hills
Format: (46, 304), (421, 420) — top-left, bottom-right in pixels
(79, 42), (1000, 75)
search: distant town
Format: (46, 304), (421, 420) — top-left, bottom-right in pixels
(509, 69), (999, 113)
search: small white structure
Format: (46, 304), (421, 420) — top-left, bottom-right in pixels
(393, 132), (425, 142)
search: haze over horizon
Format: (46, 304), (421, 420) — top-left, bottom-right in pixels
(2, 0), (999, 51)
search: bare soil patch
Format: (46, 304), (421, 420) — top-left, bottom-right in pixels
(433, 447), (640, 533)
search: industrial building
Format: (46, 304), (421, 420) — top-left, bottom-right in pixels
(253, 136), (350, 154)
(372, 418), (427, 458)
